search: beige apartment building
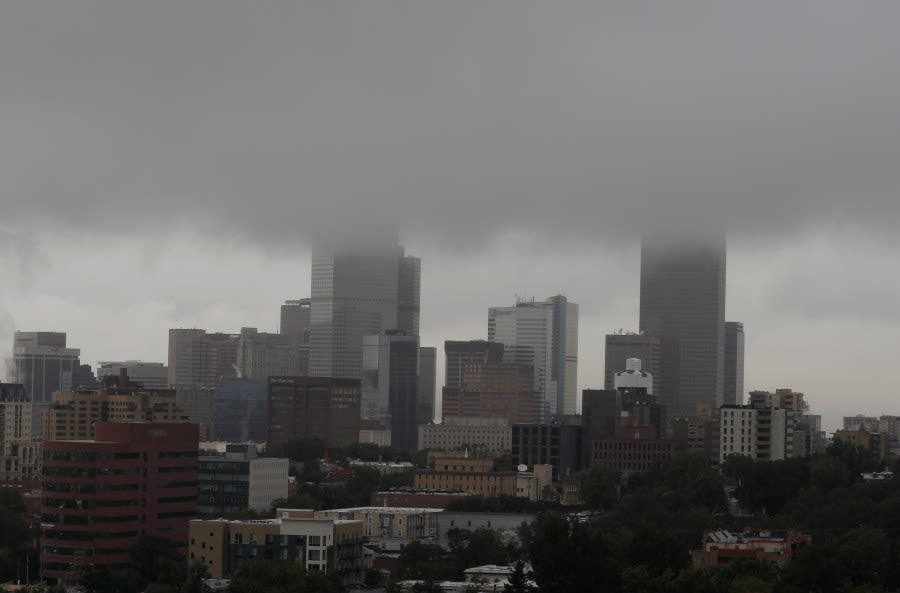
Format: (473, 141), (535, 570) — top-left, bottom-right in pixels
(0, 383), (39, 481)
(189, 509), (364, 587)
(42, 371), (187, 441)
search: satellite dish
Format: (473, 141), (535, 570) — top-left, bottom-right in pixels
(517, 464), (528, 472)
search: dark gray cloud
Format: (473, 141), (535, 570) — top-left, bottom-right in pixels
(2, 2), (900, 248)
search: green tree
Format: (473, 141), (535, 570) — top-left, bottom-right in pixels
(504, 560), (533, 593)
(579, 464), (621, 510)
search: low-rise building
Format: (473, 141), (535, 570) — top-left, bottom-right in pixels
(198, 443), (288, 516)
(834, 429), (890, 460)
(370, 489), (472, 509)
(315, 506), (442, 551)
(691, 529), (812, 569)
(438, 512), (535, 547)
(418, 417), (512, 452)
(414, 463), (551, 501)
(189, 509), (364, 587)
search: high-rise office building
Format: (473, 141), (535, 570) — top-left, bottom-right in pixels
(13, 331), (82, 439)
(441, 362), (540, 425)
(167, 329), (239, 386)
(361, 331), (419, 450)
(308, 239), (420, 380)
(639, 235), (726, 418)
(417, 346), (437, 424)
(488, 296), (579, 418)
(444, 340), (505, 389)
(236, 327), (309, 380)
(604, 333), (661, 391)
(267, 376), (361, 446)
(280, 298), (311, 340)
(724, 322), (745, 406)
(212, 379), (268, 443)
(97, 360), (168, 389)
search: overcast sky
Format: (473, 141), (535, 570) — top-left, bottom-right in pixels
(2, 2), (900, 431)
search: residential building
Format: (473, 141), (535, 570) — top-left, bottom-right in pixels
(691, 529), (812, 569)
(96, 361), (168, 389)
(488, 296), (579, 418)
(198, 443), (288, 516)
(237, 327), (309, 381)
(267, 376), (361, 446)
(316, 506), (442, 551)
(604, 333), (662, 391)
(639, 235), (727, 418)
(417, 346), (437, 424)
(0, 383), (39, 481)
(167, 329), (239, 386)
(444, 341), (505, 390)
(361, 331), (419, 450)
(43, 371), (188, 441)
(834, 429), (890, 459)
(511, 422), (583, 482)
(41, 422), (199, 584)
(719, 397), (789, 463)
(189, 509), (364, 586)
(843, 415), (879, 431)
(309, 237), (420, 380)
(441, 362), (540, 425)
(723, 322), (745, 405)
(280, 298), (311, 340)
(418, 417), (512, 453)
(13, 331), (82, 439)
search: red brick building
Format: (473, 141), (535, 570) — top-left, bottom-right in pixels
(267, 377), (361, 446)
(591, 435), (686, 472)
(691, 529), (812, 569)
(41, 422), (199, 584)
(370, 489), (472, 509)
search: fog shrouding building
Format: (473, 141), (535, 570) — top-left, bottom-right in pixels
(309, 238), (420, 381)
(267, 376), (361, 446)
(604, 333), (661, 391)
(168, 329), (239, 386)
(639, 235), (726, 418)
(97, 361), (168, 389)
(724, 322), (745, 406)
(488, 296), (579, 418)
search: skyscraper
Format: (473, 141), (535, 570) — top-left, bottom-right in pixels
(487, 296), (579, 418)
(639, 235), (726, 418)
(308, 239), (420, 380)
(167, 329), (239, 386)
(444, 340), (505, 389)
(13, 331), (82, 439)
(360, 330), (419, 449)
(724, 321), (745, 406)
(280, 298), (311, 340)
(417, 346), (437, 424)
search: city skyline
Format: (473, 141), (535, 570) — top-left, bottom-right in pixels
(2, 3), (900, 432)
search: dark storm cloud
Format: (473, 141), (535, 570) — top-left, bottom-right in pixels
(2, 2), (900, 247)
